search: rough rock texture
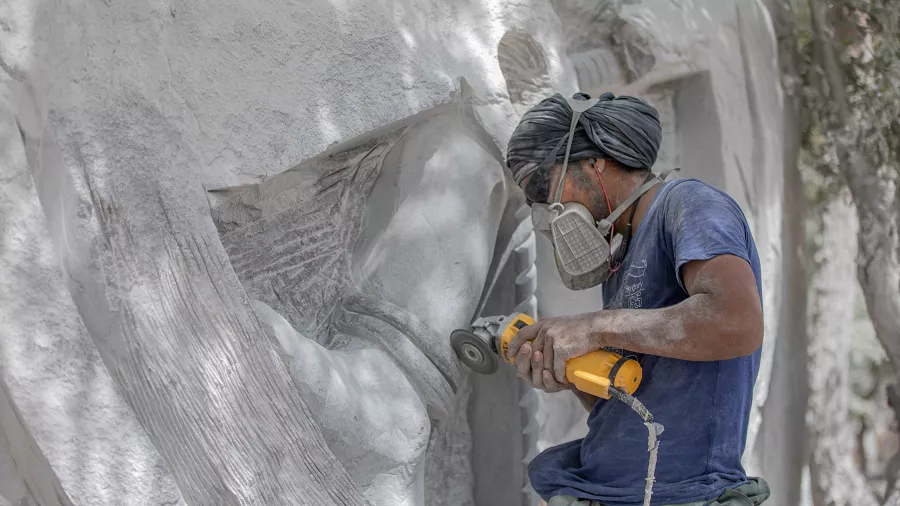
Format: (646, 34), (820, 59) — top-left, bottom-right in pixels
(208, 111), (505, 504)
(0, 0), (795, 504)
(0, 89), (183, 506)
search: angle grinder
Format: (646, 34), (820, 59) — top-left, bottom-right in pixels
(450, 312), (643, 400)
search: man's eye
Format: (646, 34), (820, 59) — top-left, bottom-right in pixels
(522, 187), (538, 206)
(524, 171), (550, 205)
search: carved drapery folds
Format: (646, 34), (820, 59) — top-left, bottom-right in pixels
(0, 0), (790, 505)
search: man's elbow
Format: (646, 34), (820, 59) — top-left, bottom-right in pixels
(728, 313), (764, 358)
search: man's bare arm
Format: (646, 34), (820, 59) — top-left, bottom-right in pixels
(594, 254), (763, 361)
(509, 253), (762, 400)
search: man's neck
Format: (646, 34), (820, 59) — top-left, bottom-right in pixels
(611, 173), (660, 236)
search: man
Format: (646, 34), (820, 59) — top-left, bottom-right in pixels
(504, 92), (770, 506)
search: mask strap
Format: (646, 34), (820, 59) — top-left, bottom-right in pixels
(552, 95), (600, 204)
(622, 172), (656, 247)
(605, 167), (680, 225)
(609, 199), (641, 275)
(595, 165), (622, 274)
(609, 171), (668, 274)
(533, 135), (569, 182)
(623, 196), (641, 245)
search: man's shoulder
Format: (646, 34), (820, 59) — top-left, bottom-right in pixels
(661, 178), (735, 202)
(659, 178), (747, 223)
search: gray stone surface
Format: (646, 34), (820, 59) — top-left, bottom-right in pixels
(0, 90), (183, 506)
(0, 0), (796, 504)
(209, 111), (507, 504)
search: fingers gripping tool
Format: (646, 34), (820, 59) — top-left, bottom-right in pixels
(451, 313), (663, 506)
(450, 312), (642, 400)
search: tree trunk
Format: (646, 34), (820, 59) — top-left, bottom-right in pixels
(842, 148), (900, 379)
(807, 195), (878, 506)
(806, 0), (900, 379)
(803, 0), (900, 501)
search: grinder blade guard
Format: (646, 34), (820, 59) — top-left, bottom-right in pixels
(450, 310), (661, 506)
(451, 313), (534, 375)
(450, 327), (498, 374)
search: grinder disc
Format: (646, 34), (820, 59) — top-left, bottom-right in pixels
(450, 329), (498, 375)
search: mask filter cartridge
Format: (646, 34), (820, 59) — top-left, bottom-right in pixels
(549, 203), (622, 290)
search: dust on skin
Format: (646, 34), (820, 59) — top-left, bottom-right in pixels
(595, 254), (760, 363)
(523, 255), (760, 384)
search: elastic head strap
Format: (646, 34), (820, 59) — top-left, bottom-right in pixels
(622, 172), (656, 246)
(605, 167), (680, 225)
(551, 95), (600, 204)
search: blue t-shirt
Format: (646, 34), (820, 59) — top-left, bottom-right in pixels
(528, 179), (763, 506)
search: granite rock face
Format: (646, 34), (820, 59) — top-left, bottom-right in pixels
(0, 0), (796, 505)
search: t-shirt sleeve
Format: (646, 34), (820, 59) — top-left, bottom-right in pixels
(663, 180), (752, 292)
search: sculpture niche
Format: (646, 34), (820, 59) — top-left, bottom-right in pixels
(210, 108), (517, 505)
(15, 77), (517, 504)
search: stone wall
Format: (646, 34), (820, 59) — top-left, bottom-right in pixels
(0, 0), (798, 504)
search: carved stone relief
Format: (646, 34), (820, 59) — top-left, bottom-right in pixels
(208, 110), (510, 505)
(0, 0), (793, 505)
(498, 31), (554, 116)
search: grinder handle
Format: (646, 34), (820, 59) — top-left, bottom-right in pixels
(565, 351), (642, 399)
(498, 313), (536, 363)
(499, 314), (642, 400)
(570, 369), (611, 398)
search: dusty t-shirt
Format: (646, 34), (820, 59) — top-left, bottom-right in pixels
(528, 178), (763, 506)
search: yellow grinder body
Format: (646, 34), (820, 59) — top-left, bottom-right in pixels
(451, 312), (642, 400)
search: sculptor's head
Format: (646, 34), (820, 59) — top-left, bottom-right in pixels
(505, 92), (662, 221)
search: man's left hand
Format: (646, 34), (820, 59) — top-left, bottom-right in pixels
(508, 314), (603, 383)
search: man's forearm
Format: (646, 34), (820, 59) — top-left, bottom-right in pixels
(590, 293), (759, 361)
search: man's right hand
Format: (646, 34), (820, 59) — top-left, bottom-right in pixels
(513, 341), (571, 393)
(513, 341), (600, 411)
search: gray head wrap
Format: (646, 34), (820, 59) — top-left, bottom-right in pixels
(506, 92), (662, 184)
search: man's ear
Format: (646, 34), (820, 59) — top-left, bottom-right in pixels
(589, 158), (607, 175)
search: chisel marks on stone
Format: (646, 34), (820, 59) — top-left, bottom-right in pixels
(217, 131), (402, 346)
(335, 290), (458, 416)
(23, 106), (365, 505)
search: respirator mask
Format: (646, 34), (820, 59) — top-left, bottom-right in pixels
(528, 95), (678, 290)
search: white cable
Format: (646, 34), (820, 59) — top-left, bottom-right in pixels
(608, 387), (665, 506)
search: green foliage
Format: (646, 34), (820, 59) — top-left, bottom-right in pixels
(792, 0), (814, 49)
(797, 0), (900, 192)
(795, 3), (900, 494)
